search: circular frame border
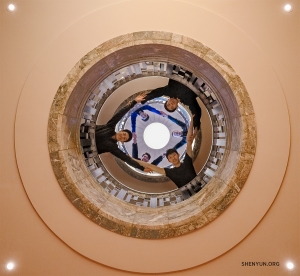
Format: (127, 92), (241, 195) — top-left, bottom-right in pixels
(14, 1), (290, 272)
(47, 32), (256, 238)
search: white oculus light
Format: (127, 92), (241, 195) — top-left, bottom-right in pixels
(284, 4), (293, 12)
(7, 4), (16, 11)
(143, 123), (170, 149)
(286, 261), (294, 270)
(6, 262), (15, 270)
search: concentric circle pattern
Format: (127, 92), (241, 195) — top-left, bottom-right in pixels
(47, 32), (256, 239)
(114, 95), (194, 181)
(78, 60), (228, 206)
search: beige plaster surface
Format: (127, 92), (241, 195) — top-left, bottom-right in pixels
(1, 0), (299, 275)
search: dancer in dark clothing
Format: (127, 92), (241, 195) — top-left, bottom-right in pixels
(95, 93), (150, 172)
(133, 117), (198, 188)
(141, 79), (202, 131)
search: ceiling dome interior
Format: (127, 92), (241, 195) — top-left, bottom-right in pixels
(9, 1), (296, 274)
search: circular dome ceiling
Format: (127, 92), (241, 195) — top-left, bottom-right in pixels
(47, 31), (256, 239)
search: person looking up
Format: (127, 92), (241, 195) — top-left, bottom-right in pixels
(141, 79), (202, 132)
(94, 93), (150, 172)
(132, 116), (198, 188)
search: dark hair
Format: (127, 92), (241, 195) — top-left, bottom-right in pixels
(142, 152), (151, 160)
(138, 110), (149, 122)
(141, 114), (149, 122)
(172, 130), (184, 137)
(166, 148), (179, 159)
(122, 129), (132, 142)
(164, 100), (176, 112)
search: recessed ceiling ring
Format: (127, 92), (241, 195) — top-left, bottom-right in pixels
(47, 31), (256, 239)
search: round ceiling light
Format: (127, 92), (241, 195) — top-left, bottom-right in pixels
(284, 4), (293, 12)
(286, 261), (294, 270)
(6, 262), (15, 270)
(7, 4), (16, 12)
(143, 122), (170, 149)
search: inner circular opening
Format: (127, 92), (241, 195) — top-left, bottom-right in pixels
(143, 122), (170, 149)
(97, 77), (212, 192)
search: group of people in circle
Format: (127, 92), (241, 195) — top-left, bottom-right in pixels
(95, 79), (202, 188)
(130, 104), (188, 166)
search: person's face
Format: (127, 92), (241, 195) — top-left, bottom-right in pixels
(116, 131), (129, 142)
(172, 130), (182, 138)
(167, 152), (180, 165)
(139, 111), (148, 120)
(141, 154), (150, 162)
(166, 98), (179, 111)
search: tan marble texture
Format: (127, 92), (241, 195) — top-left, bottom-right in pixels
(59, 179), (82, 205)
(182, 36), (210, 55)
(166, 203), (205, 226)
(229, 77), (255, 116)
(47, 31), (256, 239)
(129, 224), (174, 239)
(202, 56), (232, 84)
(230, 116), (242, 152)
(132, 208), (168, 226)
(195, 177), (228, 210)
(241, 114), (257, 155)
(205, 49), (238, 80)
(213, 186), (240, 213)
(74, 177), (107, 209)
(48, 113), (78, 152)
(48, 112), (63, 153)
(133, 31), (172, 47)
(95, 214), (132, 237)
(216, 150), (241, 183)
(134, 31), (172, 41)
(231, 153), (256, 189)
(50, 149), (87, 186)
(100, 199), (137, 224)
(50, 77), (77, 116)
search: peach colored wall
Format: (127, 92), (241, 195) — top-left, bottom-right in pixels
(1, 1), (299, 275)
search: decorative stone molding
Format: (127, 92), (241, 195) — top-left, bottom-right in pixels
(48, 31), (256, 239)
(79, 62), (221, 202)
